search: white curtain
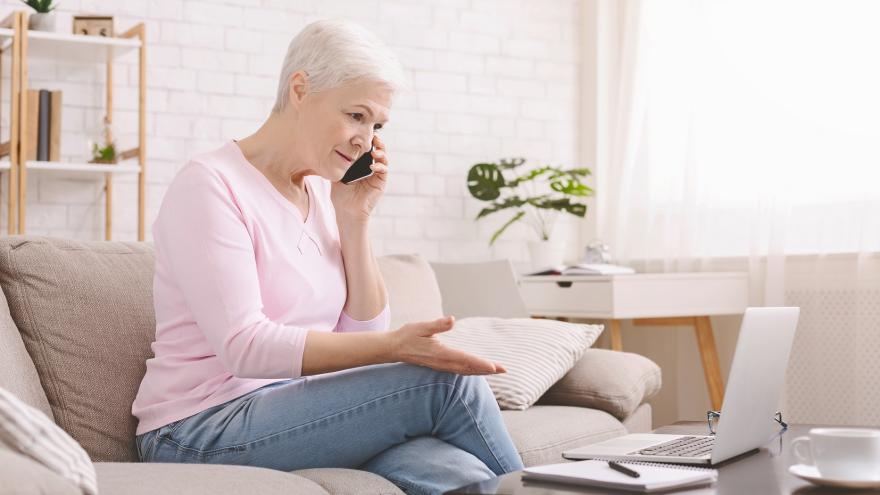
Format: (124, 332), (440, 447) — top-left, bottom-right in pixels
(598, 0), (880, 425)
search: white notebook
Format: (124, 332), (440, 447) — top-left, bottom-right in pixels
(523, 459), (718, 493)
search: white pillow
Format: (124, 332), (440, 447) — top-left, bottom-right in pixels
(438, 317), (603, 410)
(0, 387), (98, 495)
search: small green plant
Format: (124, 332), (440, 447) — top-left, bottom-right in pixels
(91, 141), (117, 164)
(467, 158), (593, 245)
(21, 0), (56, 13)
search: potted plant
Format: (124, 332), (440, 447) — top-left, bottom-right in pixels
(90, 141), (117, 164)
(466, 158), (593, 268)
(22, 0), (57, 32)
(88, 117), (117, 164)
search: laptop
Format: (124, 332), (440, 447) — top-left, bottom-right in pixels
(563, 307), (800, 465)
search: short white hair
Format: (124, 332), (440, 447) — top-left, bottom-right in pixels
(272, 19), (407, 113)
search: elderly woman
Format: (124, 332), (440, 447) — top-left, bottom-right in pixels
(131, 19), (523, 495)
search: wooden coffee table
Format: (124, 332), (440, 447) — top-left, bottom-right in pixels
(447, 423), (848, 494)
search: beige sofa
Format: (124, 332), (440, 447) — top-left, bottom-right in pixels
(0, 237), (661, 494)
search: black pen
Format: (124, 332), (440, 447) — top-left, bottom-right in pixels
(608, 461), (641, 478)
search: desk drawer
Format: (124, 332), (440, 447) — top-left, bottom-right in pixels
(518, 280), (612, 316)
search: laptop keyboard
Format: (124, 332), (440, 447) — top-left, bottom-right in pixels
(629, 436), (715, 457)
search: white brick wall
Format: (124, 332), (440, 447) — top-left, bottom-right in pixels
(0, 0), (585, 265)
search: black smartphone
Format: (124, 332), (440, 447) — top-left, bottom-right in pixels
(340, 146), (374, 184)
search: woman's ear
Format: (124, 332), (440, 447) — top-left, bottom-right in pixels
(288, 71), (309, 107)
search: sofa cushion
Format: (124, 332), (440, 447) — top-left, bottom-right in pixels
(0, 236), (156, 462)
(0, 286), (53, 420)
(0, 387), (98, 495)
(95, 462), (328, 495)
(438, 317), (603, 410)
(377, 254), (444, 329)
(502, 405), (626, 467)
(294, 468), (405, 495)
(538, 349), (662, 419)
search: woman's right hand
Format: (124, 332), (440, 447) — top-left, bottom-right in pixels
(389, 316), (506, 375)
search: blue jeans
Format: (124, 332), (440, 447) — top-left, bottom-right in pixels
(136, 363), (524, 495)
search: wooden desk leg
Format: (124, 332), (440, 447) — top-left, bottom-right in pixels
(634, 316), (726, 411)
(694, 316), (724, 411)
(610, 320), (622, 351)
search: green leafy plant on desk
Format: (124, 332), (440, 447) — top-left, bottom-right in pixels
(466, 158), (593, 245)
(21, 0), (56, 13)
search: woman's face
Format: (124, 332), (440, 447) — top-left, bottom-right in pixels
(293, 78), (392, 182)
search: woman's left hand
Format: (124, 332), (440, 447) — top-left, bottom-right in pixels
(330, 135), (389, 226)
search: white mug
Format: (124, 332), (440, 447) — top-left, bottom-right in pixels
(791, 428), (880, 480)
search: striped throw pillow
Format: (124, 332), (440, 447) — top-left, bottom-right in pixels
(438, 317), (603, 410)
(0, 387), (98, 495)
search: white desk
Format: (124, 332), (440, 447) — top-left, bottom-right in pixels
(518, 272), (748, 410)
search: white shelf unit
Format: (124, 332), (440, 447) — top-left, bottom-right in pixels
(0, 11), (146, 240)
(26, 161), (141, 174)
(0, 27), (140, 61)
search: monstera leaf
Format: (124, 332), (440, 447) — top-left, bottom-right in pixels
(550, 179), (593, 196)
(467, 163), (505, 201)
(476, 196), (528, 219)
(528, 197), (588, 217)
(548, 167), (592, 180)
(508, 166), (552, 187)
(498, 157), (526, 169)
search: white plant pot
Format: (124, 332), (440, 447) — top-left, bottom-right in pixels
(528, 240), (566, 270)
(29, 12), (57, 32)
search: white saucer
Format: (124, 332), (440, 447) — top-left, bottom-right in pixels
(789, 464), (880, 489)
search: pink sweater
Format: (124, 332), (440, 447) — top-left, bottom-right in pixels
(132, 142), (390, 435)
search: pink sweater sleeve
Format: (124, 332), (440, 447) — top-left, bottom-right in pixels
(155, 163), (308, 379)
(334, 304), (391, 333)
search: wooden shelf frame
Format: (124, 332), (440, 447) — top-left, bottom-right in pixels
(2, 11), (146, 240)
(1, 11), (20, 235)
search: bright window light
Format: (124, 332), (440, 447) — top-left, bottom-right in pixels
(627, 0), (880, 256)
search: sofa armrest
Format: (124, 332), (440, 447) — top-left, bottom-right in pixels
(537, 348), (661, 419)
(0, 444), (81, 495)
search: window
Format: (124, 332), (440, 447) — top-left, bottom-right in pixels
(619, 0), (880, 257)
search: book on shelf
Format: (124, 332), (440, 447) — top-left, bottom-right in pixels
(37, 89), (50, 161)
(24, 88), (62, 162)
(49, 90), (62, 161)
(24, 89), (38, 160)
(526, 263), (636, 277)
